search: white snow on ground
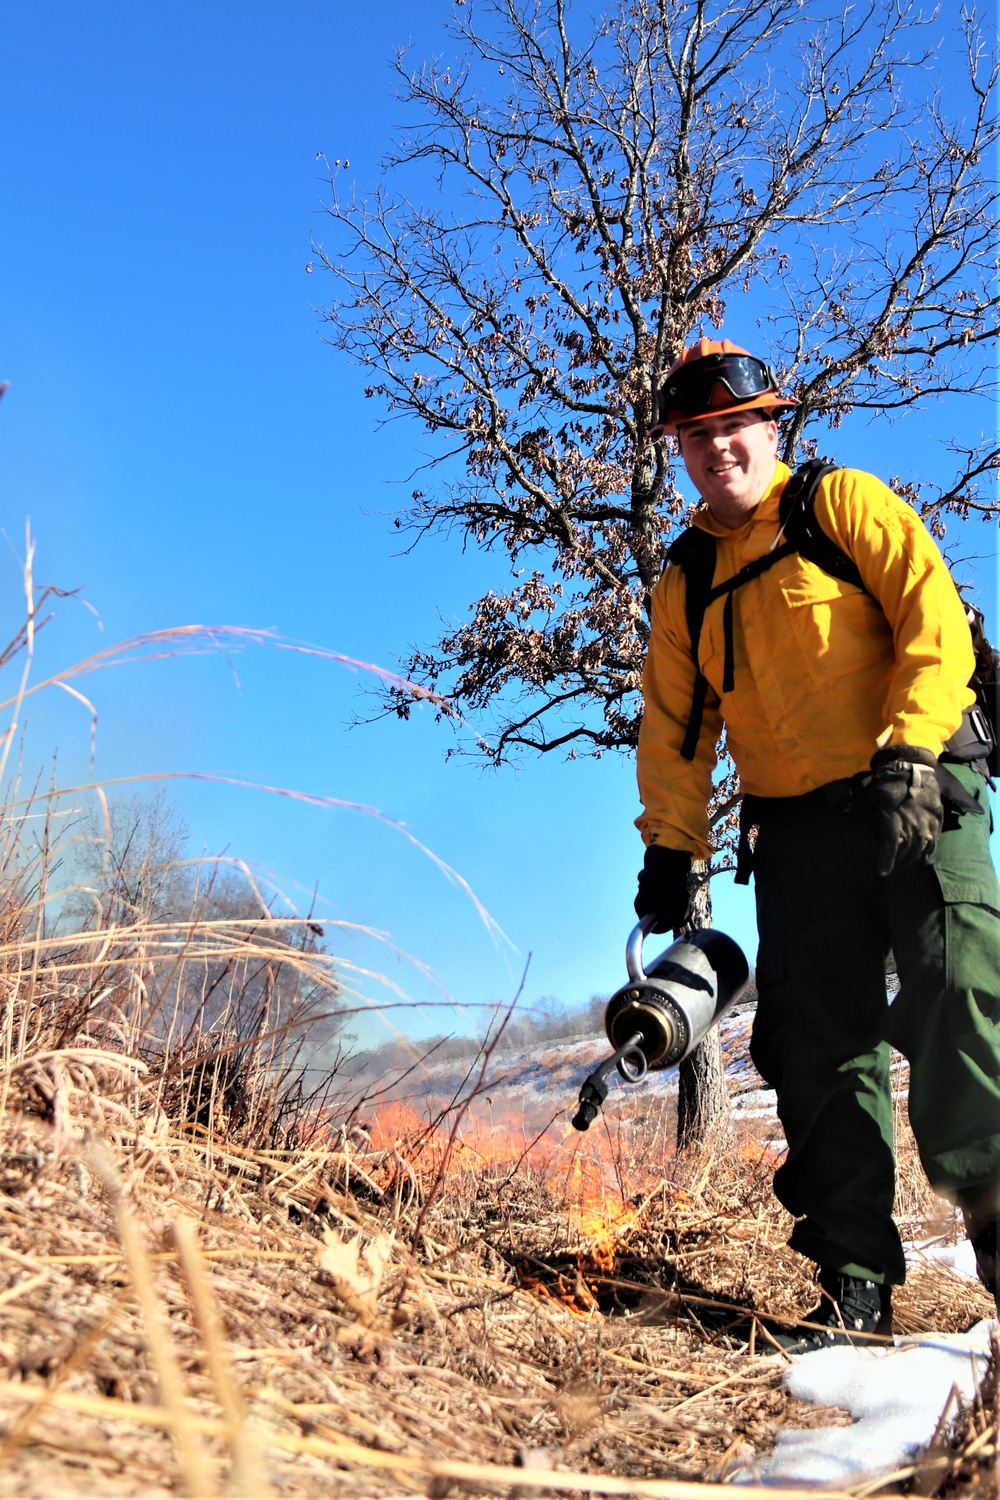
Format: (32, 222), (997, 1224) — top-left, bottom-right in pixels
(730, 1231), (995, 1486)
(741, 1319), (994, 1485)
(908, 1236), (979, 1279)
(345, 1009), (769, 1120)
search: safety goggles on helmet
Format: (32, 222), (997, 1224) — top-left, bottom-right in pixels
(661, 353), (781, 422)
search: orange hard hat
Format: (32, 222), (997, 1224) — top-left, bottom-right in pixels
(651, 338), (797, 438)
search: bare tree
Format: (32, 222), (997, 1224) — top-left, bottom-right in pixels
(318, 0), (998, 1142)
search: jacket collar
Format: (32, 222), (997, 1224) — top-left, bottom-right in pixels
(693, 460), (792, 539)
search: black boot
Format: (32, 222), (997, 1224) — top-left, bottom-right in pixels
(962, 1208), (999, 1316)
(772, 1271), (887, 1355)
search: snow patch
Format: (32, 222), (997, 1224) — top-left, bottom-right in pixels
(738, 1320), (994, 1485)
(908, 1236), (980, 1280)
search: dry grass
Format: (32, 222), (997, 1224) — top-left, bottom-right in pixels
(0, 570), (992, 1494)
(0, 844), (994, 1500)
(0, 1096), (840, 1499)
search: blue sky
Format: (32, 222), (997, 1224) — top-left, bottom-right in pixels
(1, 2), (996, 1050)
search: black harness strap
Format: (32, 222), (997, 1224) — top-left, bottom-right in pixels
(680, 672), (712, 762)
(779, 460), (864, 592)
(667, 461), (859, 762)
(666, 526), (720, 761)
(722, 592), (735, 693)
(707, 538), (800, 698)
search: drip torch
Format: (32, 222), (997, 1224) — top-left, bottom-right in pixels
(571, 915), (750, 1131)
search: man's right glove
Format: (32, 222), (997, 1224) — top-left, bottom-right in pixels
(868, 745), (943, 877)
(634, 845), (691, 933)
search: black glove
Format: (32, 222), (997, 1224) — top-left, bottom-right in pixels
(868, 746), (943, 877)
(634, 845), (691, 933)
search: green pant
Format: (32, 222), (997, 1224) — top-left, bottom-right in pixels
(749, 765), (1000, 1285)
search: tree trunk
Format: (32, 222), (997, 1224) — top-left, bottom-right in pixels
(675, 860), (734, 1153)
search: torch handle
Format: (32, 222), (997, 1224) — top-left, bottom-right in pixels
(625, 914), (658, 984)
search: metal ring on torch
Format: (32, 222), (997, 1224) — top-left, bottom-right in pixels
(616, 1044), (648, 1083)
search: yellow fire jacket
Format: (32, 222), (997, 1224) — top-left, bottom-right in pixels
(636, 461), (975, 857)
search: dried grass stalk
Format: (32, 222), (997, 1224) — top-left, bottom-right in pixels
(92, 1145), (217, 1498)
(172, 1215), (267, 1498)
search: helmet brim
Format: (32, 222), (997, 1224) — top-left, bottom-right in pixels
(649, 393), (798, 443)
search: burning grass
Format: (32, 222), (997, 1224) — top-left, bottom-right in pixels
(0, 1090), (841, 1498)
(0, 533), (990, 1496)
(0, 656), (990, 1493)
(0, 916), (995, 1500)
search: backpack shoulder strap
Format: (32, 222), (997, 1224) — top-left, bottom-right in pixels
(779, 460), (866, 592)
(664, 526), (718, 762)
(665, 528), (719, 762)
(665, 525), (717, 665)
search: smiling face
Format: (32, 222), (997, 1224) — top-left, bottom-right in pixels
(676, 409), (780, 529)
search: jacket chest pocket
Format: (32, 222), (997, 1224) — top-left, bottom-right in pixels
(776, 566), (892, 684)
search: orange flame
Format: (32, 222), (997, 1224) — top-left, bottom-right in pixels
(363, 1088), (680, 1311)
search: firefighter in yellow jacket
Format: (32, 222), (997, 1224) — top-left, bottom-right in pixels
(635, 338), (1000, 1351)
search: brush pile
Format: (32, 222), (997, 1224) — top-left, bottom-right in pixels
(0, 818), (995, 1496)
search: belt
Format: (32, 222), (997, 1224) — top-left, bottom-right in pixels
(734, 761), (985, 885)
(735, 776), (867, 885)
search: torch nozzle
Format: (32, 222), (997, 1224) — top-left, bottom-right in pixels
(571, 1031), (645, 1131)
(570, 1079), (606, 1132)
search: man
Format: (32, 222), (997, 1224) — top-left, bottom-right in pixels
(634, 337), (1000, 1351)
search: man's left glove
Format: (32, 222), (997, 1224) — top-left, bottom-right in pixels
(868, 745), (943, 877)
(634, 845), (691, 933)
